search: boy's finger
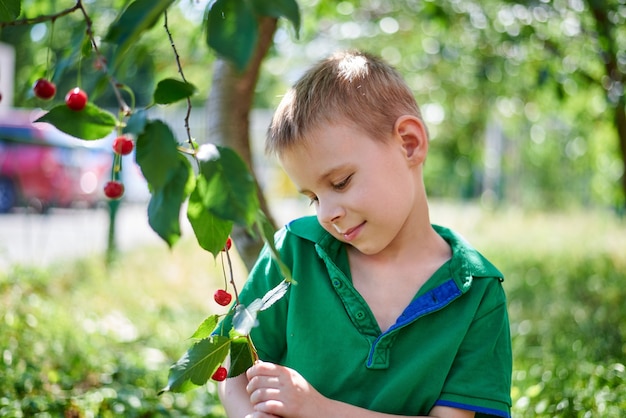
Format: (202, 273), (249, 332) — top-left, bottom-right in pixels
(248, 360), (279, 377)
(247, 360), (273, 380)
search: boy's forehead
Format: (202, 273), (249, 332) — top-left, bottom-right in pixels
(278, 127), (346, 167)
(278, 121), (385, 170)
(279, 148), (350, 192)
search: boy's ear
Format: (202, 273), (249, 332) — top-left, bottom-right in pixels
(394, 115), (428, 164)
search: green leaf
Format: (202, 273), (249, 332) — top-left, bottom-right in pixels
(160, 335), (230, 394)
(187, 187), (233, 256)
(190, 315), (220, 340)
(35, 104), (117, 140)
(228, 337), (254, 378)
(195, 144), (260, 227)
(135, 119), (181, 189)
(80, 32), (92, 58)
(104, 0), (175, 63)
(147, 154), (195, 248)
(153, 78), (197, 105)
(251, 0), (300, 35)
(0, 0), (21, 22)
(256, 210), (294, 283)
(123, 109), (148, 136)
(206, 0), (258, 71)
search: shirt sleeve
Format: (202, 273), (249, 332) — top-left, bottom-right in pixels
(436, 279), (513, 418)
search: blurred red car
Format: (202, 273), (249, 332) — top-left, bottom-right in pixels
(0, 110), (113, 213)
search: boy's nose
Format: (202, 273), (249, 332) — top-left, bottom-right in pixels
(317, 197), (345, 225)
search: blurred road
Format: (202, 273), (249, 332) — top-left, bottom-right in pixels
(0, 198), (482, 272)
(0, 204), (163, 271)
(0, 198), (313, 272)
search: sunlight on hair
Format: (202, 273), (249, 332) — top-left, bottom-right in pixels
(337, 53), (369, 82)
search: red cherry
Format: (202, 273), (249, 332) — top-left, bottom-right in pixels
(211, 366), (228, 381)
(222, 237), (232, 252)
(214, 289), (232, 306)
(65, 87), (88, 111)
(103, 181), (124, 200)
(33, 78), (56, 100)
(112, 136), (134, 155)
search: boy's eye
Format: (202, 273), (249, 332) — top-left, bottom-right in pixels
(306, 195), (318, 206)
(333, 174), (353, 190)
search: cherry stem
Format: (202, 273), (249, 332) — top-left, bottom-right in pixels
(224, 246), (241, 305)
(111, 153), (122, 181)
(222, 243), (259, 363)
(219, 252), (229, 290)
(246, 334), (260, 362)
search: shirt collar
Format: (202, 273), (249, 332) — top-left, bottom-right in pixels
(286, 216), (503, 291)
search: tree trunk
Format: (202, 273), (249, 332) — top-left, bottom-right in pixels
(615, 96), (626, 211)
(586, 0), (626, 210)
(206, 17), (278, 271)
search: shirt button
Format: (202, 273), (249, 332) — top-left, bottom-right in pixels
(332, 279), (342, 288)
(355, 311), (365, 320)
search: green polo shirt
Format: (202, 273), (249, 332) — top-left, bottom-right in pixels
(220, 216), (512, 417)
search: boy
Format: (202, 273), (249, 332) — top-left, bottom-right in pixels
(217, 50), (512, 418)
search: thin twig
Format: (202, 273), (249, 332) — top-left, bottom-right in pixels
(163, 9), (195, 148)
(0, 2), (81, 27)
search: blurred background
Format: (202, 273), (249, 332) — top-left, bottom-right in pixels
(0, 0), (625, 417)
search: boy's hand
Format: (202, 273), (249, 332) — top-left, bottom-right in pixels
(246, 361), (324, 418)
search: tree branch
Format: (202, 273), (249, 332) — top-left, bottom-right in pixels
(164, 9), (195, 148)
(0, 1), (81, 27)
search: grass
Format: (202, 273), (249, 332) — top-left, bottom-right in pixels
(432, 202), (626, 417)
(1, 201), (625, 417)
(0, 236), (248, 417)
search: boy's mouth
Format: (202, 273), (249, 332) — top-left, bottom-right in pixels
(340, 222), (365, 242)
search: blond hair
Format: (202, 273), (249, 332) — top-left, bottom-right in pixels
(266, 50), (424, 155)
